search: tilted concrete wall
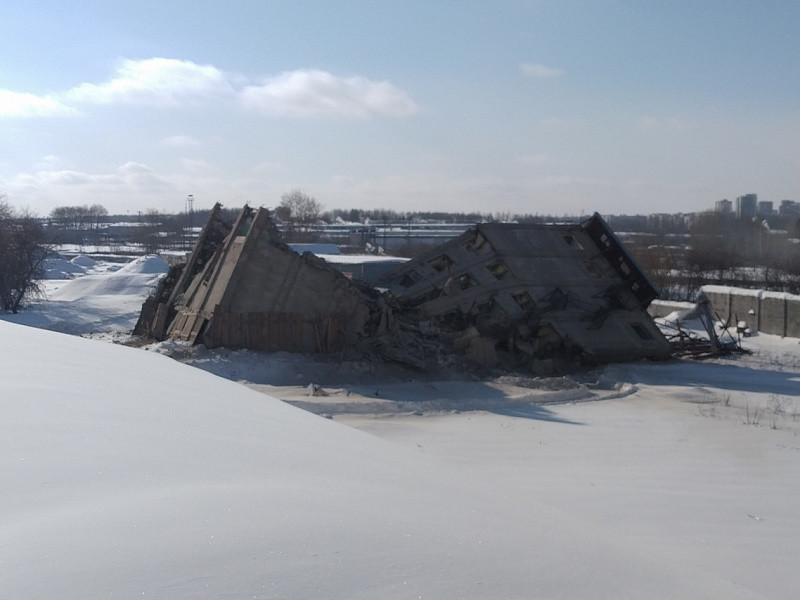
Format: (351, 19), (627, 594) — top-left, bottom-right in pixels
(700, 285), (800, 338)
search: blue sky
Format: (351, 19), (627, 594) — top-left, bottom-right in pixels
(1, 1), (798, 216)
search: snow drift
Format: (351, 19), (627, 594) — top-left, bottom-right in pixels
(1, 255), (168, 335)
(0, 320), (772, 599)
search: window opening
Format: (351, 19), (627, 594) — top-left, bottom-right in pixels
(487, 261), (509, 280)
(398, 269), (421, 288)
(456, 273), (478, 290)
(513, 292), (534, 311)
(585, 261), (603, 278)
(429, 254), (453, 273)
(466, 232), (486, 252)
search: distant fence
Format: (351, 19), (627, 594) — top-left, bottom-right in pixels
(648, 286), (800, 338)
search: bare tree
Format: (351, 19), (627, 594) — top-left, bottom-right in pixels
(277, 190), (323, 239)
(0, 197), (50, 313)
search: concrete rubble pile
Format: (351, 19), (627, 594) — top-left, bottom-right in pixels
(135, 205), (672, 374)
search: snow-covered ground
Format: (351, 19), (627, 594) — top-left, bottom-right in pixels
(3, 254), (168, 336)
(2, 258), (799, 598)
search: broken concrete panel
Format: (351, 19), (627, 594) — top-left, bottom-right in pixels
(167, 202), (230, 307)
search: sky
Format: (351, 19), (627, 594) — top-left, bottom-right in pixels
(1, 1), (798, 217)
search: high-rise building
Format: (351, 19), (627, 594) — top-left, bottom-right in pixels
(757, 201), (773, 217)
(715, 199), (732, 214)
(779, 200), (799, 217)
(735, 194), (757, 219)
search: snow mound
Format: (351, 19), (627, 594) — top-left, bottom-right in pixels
(70, 254), (97, 268)
(1, 255), (167, 334)
(48, 266), (163, 301)
(116, 254), (169, 274)
(42, 256), (86, 279)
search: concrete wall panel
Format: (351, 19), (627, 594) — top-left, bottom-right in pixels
(786, 298), (800, 338)
(729, 293), (760, 330)
(701, 290), (732, 322)
(759, 295), (787, 336)
(700, 285), (800, 339)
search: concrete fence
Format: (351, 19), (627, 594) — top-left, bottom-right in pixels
(649, 286), (800, 338)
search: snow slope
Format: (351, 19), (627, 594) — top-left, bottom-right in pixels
(1, 320), (785, 599)
(1, 254), (166, 335)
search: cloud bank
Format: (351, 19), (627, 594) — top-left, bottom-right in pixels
(0, 90), (76, 118)
(240, 69), (418, 118)
(65, 58), (235, 106)
(1, 58), (418, 119)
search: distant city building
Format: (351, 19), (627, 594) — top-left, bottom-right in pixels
(714, 199), (732, 214)
(779, 199), (799, 217)
(757, 201), (773, 217)
(735, 194), (757, 219)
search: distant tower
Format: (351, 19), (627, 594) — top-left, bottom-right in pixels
(185, 194), (194, 250)
(715, 199), (732, 214)
(735, 194), (757, 219)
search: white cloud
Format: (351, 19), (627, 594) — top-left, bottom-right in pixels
(12, 169), (122, 191)
(117, 161), (170, 190)
(520, 62), (564, 78)
(3, 161), (193, 215)
(66, 58), (235, 106)
(0, 90), (76, 118)
(239, 69), (419, 118)
(34, 155), (71, 171)
(2, 60), (417, 122)
(161, 135), (201, 148)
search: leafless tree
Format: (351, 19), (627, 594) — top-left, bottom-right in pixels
(277, 190), (323, 239)
(0, 197), (50, 313)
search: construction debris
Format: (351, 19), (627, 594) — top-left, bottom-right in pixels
(135, 208), (673, 374)
(657, 293), (747, 359)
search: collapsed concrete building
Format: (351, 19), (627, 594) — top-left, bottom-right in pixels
(135, 204), (378, 353)
(136, 206), (671, 373)
(380, 215), (671, 369)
